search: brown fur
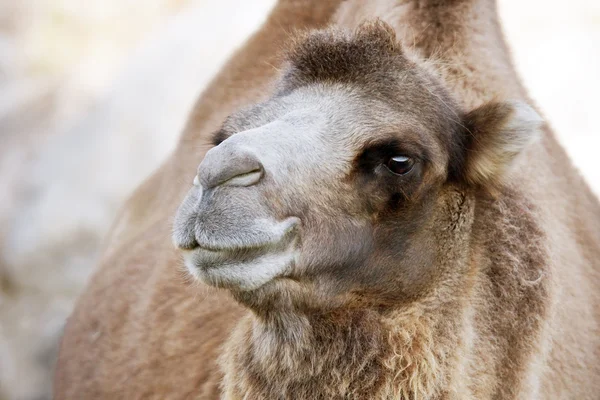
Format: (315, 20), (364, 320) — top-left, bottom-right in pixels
(220, 188), (478, 399)
(54, 1), (600, 399)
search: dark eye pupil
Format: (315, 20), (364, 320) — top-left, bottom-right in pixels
(387, 156), (414, 175)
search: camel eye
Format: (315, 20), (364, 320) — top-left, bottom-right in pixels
(386, 155), (414, 176)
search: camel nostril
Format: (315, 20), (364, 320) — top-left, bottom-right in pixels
(220, 168), (263, 187)
(198, 145), (264, 189)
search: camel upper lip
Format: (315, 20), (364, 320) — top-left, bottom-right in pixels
(183, 216), (300, 254)
(193, 241), (274, 253)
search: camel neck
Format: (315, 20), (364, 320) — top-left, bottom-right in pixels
(220, 299), (468, 399)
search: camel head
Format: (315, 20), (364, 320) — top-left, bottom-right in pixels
(173, 21), (542, 312)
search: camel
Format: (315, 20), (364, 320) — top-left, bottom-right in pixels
(54, 0), (600, 399)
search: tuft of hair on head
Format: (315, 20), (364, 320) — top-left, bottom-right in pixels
(281, 19), (404, 90)
(458, 100), (543, 189)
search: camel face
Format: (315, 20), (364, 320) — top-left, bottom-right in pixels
(173, 22), (541, 308)
(174, 85), (455, 297)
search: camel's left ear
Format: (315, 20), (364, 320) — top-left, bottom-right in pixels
(460, 100), (543, 188)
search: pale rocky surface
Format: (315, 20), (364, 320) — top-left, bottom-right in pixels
(0, 1), (276, 399)
(0, 1), (597, 399)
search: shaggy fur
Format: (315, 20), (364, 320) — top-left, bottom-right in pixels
(54, 1), (600, 399)
(220, 188), (478, 399)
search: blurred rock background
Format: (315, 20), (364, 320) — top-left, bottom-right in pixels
(0, 1), (597, 399)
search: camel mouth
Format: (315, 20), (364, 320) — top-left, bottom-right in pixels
(180, 217), (300, 291)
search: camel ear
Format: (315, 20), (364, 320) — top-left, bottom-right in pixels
(461, 101), (543, 187)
